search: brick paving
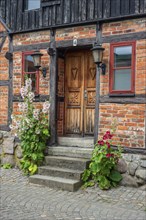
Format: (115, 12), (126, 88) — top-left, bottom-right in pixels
(0, 168), (146, 220)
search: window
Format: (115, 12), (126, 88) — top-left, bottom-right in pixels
(22, 52), (39, 94)
(24, 0), (40, 11)
(110, 42), (135, 95)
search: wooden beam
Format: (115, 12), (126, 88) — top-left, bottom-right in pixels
(8, 35), (13, 128)
(0, 125), (10, 131)
(112, 145), (146, 154)
(49, 30), (57, 145)
(56, 37), (96, 48)
(102, 31), (146, 43)
(12, 95), (50, 102)
(0, 80), (9, 86)
(100, 95), (146, 104)
(94, 22), (102, 144)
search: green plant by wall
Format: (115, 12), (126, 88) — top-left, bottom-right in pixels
(82, 131), (122, 190)
(10, 78), (50, 175)
(2, 163), (12, 169)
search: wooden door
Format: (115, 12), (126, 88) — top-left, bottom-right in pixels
(65, 50), (96, 136)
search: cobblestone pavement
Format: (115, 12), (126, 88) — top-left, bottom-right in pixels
(0, 168), (146, 220)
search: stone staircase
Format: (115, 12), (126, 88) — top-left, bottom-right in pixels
(29, 137), (94, 191)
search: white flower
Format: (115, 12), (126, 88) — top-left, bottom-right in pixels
(42, 101), (50, 113)
(35, 129), (40, 134)
(28, 92), (35, 102)
(20, 86), (28, 99)
(33, 109), (40, 120)
(25, 78), (32, 91)
(25, 78), (32, 86)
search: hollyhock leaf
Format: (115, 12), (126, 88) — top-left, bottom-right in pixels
(109, 170), (122, 182)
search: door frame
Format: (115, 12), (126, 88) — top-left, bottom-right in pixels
(50, 39), (99, 145)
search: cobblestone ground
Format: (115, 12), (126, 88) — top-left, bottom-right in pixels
(0, 168), (146, 220)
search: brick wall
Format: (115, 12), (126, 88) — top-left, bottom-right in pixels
(99, 104), (145, 148)
(56, 25), (96, 41)
(0, 22), (9, 127)
(0, 18), (145, 148)
(0, 87), (8, 125)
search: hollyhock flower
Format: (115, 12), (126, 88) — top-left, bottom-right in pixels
(28, 92), (35, 102)
(33, 109), (40, 120)
(25, 78), (32, 91)
(98, 140), (104, 146)
(42, 101), (50, 113)
(106, 153), (112, 158)
(20, 86), (28, 99)
(106, 142), (110, 148)
(103, 131), (113, 140)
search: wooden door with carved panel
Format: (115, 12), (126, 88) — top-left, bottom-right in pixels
(65, 50), (96, 136)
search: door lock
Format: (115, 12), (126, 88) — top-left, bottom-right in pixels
(84, 90), (87, 99)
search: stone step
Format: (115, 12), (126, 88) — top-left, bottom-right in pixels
(48, 146), (93, 159)
(58, 137), (94, 148)
(29, 175), (82, 192)
(45, 156), (90, 171)
(38, 166), (83, 180)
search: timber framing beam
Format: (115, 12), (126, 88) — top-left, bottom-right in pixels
(100, 95), (146, 104)
(49, 29), (57, 145)
(12, 95), (50, 102)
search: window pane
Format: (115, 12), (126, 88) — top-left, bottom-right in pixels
(25, 55), (36, 72)
(25, 0), (40, 10)
(114, 46), (132, 67)
(113, 69), (131, 90)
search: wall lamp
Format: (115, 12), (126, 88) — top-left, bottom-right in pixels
(31, 51), (48, 78)
(91, 43), (106, 75)
(47, 47), (56, 56)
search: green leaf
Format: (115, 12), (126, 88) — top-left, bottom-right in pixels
(82, 169), (91, 182)
(109, 170), (123, 182)
(98, 176), (111, 190)
(43, 129), (49, 135)
(90, 163), (101, 174)
(29, 164), (38, 175)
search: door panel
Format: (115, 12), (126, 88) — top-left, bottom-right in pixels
(65, 50), (96, 136)
(65, 53), (83, 134)
(84, 51), (96, 135)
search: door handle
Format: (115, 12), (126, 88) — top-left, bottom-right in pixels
(84, 90), (87, 99)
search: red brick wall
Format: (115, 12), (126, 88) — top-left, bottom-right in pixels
(0, 22), (9, 126)
(0, 87), (8, 125)
(1, 18), (145, 148)
(56, 25), (96, 41)
(99, 104), (145, 148)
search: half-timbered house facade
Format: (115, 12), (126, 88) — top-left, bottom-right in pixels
(0, 0), (146, 153)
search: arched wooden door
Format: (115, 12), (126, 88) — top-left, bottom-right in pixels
(65, 50), (96, 136)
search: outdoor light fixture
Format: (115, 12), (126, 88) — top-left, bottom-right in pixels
(31, 51), (47, 78)
(91, 43), (106, 75)
(47, 47), (56, 56)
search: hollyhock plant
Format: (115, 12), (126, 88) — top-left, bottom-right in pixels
(10, 78), (50, 175)
(82, 131), (123, 190)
